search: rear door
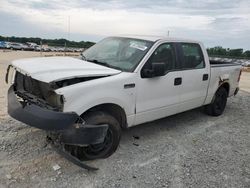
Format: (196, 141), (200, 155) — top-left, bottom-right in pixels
(176, 43), (210, 111)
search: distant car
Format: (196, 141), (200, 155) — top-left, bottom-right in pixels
(0, 41), (6, 48)
(5, 42), (11, 49)
(66, 47), (74, 52)
(34, 45), (51, 52)
(43, 47), (51, 52)
(9, 43), (28, 50)
(26, 42), (39, 51)
(48, 47), (56, 52)
(34, 45), (42, 51)
(76, 48), (84, 52)
(242, 61), (250, 67)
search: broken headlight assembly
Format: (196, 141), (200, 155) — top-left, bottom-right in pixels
(45, 91), (65, 111)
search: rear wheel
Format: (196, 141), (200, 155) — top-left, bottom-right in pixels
(204, 87), (228, 116)
(65, 111), (121, 160)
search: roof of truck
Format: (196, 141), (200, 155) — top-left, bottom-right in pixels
(116, 35), (201, 43)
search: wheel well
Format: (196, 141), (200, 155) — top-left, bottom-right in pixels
(81, 103), (127, 129)
(219, 82), (230, 96)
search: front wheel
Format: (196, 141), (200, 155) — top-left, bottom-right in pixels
(65, 111), (121, 161)
(204, 87), (228, 116)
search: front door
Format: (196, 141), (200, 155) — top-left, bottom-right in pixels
(135, 43), (182, 125)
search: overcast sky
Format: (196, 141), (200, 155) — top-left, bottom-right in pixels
(0, 0), (250, 49)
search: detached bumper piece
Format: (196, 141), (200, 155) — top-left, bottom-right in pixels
(234, 87), (239, 96)
(47, 136), (99, 171)
(8, 85), (108, 170)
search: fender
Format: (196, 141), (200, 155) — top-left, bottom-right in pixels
(55, 72), (137, 125)
(64, 97), (136, 127)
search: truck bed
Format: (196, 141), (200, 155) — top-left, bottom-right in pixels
(206, 58), (241, 102)
(209, 58), (241, 67)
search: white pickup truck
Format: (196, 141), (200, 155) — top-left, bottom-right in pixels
(6, 36), (241, 169)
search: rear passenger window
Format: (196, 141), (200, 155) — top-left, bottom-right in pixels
(180, 43), (205, 69)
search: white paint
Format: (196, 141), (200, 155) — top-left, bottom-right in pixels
(10, 36), (241, 128)
(12, 57), (121, 83)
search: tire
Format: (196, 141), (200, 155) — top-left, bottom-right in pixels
(204, 87), (228, 116)
(65, 111), (121, 161)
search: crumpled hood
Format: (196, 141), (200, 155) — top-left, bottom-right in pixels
(11, 56), (121, 83)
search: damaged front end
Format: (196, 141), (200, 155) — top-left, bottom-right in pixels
(7, 68), (108, 170)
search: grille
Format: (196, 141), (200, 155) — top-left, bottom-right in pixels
(15, 71), (43, 98)
(14, 71), (63, 111)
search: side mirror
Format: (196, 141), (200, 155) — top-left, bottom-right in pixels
(142, 62), (166, 78)
(152, 62), (166, 77)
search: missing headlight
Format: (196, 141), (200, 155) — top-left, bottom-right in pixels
(46, 91), (65, 110)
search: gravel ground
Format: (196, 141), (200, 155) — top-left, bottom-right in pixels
(0, 51), (250, 188)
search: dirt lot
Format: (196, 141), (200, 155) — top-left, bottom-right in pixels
(0, 51), (250, 188)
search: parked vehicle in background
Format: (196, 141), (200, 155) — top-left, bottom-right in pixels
(34, 45), (51, 52)
(6, 35), (242, 169)
(42, 47), (51, 52)
(26, 42), (39, 51)
(209, 57), (248, 67)
(242, 61), (250, 67)
(76, 48), (84, 52)
(5, 42), (11, 49)
(8, 42), (29, 50)
(34, 45), (42, 51)
(0, 41), (83, 52)
(0, 41), (12, 49)
(0, 41), (6, 48)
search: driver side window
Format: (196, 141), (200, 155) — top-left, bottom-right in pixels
(144, 43), (176, 71)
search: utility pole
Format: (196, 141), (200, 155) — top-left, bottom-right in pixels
(65, 15), (70, 55)
(40, 40), (42, 56)
(68, 16), (70, 41)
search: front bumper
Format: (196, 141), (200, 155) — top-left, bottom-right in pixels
(7, 85), (108, 146)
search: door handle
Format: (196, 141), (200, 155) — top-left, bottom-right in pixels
(124, 83), (135, 89)
(174, 77), (182, 86)
(203, 74), (209, 81)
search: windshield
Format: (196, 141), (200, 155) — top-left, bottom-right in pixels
(82, 37), (154, 72)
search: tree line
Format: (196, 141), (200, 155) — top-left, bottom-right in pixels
(207, 46), (250, 59)
(0, 36), (95, 48)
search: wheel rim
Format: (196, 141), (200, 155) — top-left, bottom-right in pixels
(83, 127), (113, 158)
(64, 123), (115, 160)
